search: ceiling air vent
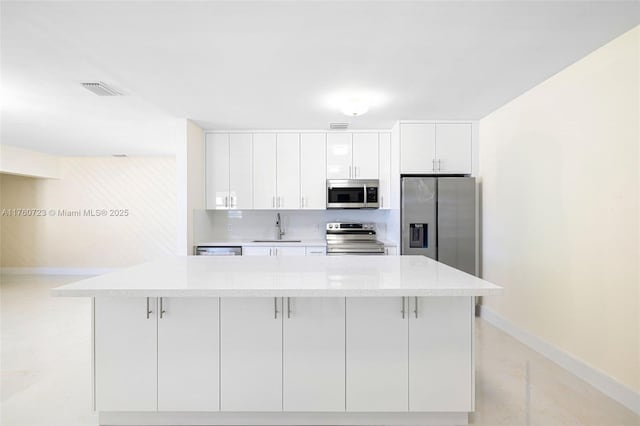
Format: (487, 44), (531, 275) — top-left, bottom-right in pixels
(81, 81), (124, 96)
(329, 122), (350, 130)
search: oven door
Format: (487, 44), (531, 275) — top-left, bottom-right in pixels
(326, 179), (379, 209)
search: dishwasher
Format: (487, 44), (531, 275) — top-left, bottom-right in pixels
(194, 246), (242, 256)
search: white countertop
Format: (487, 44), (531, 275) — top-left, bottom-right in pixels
(52, 255), (502, 297)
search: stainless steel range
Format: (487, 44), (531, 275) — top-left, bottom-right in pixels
(325, 222), (385, 256)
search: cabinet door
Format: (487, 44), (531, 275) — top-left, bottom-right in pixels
(242, 246), (273, 256)
(300, 133), (326, 209)
(95, 297), (157, 411)
(274, 246), (306, 256)
(378, 133), (391, 209)
(229, 134), (253, 209)
(158, 298), (219, 411)
(409, 297), (473, 412)
(205, 133), (230, 209)
(276, 134), (300, 209)
(352, 133), (379, 179)
(220, 298), (283, 411)
(253, 133), (277, 209)
(326, 133), (353, 179)
(346, 297), (408, 412)
(284, 297), (345, 411)
(384, 246), (398, 256)
(435, 123), (472, 174)
(400, 123), (436, 174)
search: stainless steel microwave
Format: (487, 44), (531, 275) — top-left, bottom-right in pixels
(326, 179), (380, 209)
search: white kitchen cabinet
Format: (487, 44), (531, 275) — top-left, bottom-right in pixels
(253, 133), (277, 209)
(242, 246), (306, 256)
(409, 297), (473, 412)
(378, 133), (391, 209)
(352, 133), (379, 179)
(276, 134), (301, 209)
(300, 133), (326, 209)
(220, 298), (283, 411)
(326, 133), (352, 179)
(205, 133), (231, 209)
(400, 122), (472, 174)
(400, 123), (436, 174)
(346, 297), (408, 412)
(229, 134), (253, 209)
(95, 297), (157, 411)
(384, 246), (398, 255)
(305, 246), (326, 256)
(274, 246), (306, 256)
(283, 297), (345, 411)
(435, 123), (472, 174)
(157, 298), (220, 411)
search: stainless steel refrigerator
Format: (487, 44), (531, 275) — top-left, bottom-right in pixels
(401, 177), (476, 275)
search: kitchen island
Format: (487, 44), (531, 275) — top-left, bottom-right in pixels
(53, 255), (501, 426)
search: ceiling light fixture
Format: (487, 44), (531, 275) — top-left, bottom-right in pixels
(81, 82), (124, 96)
(340, 97), (369, 117)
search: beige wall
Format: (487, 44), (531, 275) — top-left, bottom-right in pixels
(479, 26), (639, 392)
(0, 145), (59, 178)
(1, 157), (176, 269)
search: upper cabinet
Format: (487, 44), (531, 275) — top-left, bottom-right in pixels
(252, 134), (278, 209)
(378, 133), (391, 209)
(327, 133), (379, 179)
(206, 133), (252, 210)
(300, 134), (326, 209)
(400, 123), (472, 175)
(276, 134), (301, 209)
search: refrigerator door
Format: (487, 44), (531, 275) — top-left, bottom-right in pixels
(401, 177), (437, 258)
(437, 178), (476, 275)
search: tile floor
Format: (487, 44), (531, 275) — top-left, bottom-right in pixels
(1, 274), (638, 426)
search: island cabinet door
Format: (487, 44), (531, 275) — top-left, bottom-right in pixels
(94, 297), (157, 411)
(157, 298), (220, 411)
(283, 297), (345, 411)
(345, 297), (409, 412)
(408, 297), (473, 412)
(220, 297), (283, 411)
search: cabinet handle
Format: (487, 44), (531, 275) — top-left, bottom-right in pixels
(287, 297), (291, 319)
(146, 297), (152, 319)
(160, 297), (166, 319)
(414, 296), (418, 318)
(224, 196), (229, 208)
(354, 166), (358, 178)
(274, 297), (279, 319)
(438, 159), (442, 171)
(230, 195), (236, 208)
(401, 297), (406, 319)
(432, 159), (436, 171)
(348, 165), (352, 178)
(278, 196), (282, 208)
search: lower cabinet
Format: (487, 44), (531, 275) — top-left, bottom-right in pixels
(94, 296), (472, 414)
(95, 297), (158, 412)
(95, 297), (220, 412)
(283, 297), (345, 411)
(157, 298), (219, 411)
(409, 297), (472, 412)
(242, 246), (307, 256)
(346, 297), (409, 411)
(220, 297), (283, 411)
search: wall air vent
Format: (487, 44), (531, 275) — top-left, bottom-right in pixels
(329, 122), (350, 130)
(81, 82), (124, 96)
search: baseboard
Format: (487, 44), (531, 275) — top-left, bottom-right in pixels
(0, 267), (114, 276)
(480, 306), (640, 415)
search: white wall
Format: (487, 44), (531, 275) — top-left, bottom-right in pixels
(0, 157), (176, 269)
(479, 26), (639, 395)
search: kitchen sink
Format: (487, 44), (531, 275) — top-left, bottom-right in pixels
(251, 240), (302, 243)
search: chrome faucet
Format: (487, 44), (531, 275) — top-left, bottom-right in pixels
(275, 213), (285, 240)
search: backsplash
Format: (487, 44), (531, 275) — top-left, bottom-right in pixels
(194, 209), (393, 243)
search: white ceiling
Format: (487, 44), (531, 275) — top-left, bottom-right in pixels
(1, 1), (639, 156)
